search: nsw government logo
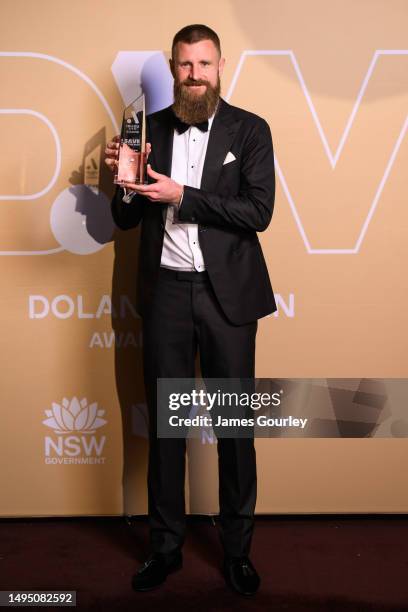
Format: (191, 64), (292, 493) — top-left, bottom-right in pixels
(43, 397), (108, 465)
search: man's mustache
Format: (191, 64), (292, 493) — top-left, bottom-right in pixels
(181, 79), (209, 88)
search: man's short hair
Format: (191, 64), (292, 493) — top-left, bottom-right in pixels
(172, 24), (221, 58)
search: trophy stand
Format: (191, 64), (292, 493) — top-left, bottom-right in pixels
(114, 93), (148, 187)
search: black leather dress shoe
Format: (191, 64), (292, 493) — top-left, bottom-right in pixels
(131, 550), (183, 592)
(223, 556), (260, 596)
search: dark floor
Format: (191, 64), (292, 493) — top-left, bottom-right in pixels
(1, 515), (408, 611)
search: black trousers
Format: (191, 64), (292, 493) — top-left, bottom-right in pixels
(142, 266), (258, 558)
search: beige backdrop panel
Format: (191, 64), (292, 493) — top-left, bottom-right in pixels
(0, 0), (407, 516)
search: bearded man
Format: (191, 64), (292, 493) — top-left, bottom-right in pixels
(105, 24), (276, 596)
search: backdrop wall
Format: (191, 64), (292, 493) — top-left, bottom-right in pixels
(1, 0), (407, 516)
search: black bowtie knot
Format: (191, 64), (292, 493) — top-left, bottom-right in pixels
(173, 114), (209, 134)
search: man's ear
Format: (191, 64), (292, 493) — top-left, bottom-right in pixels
(169, 58), (175, 78)
(218, 56), (226, 77)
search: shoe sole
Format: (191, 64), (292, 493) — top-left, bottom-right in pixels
(132, 560), (183, 592)
(223, 571), (259, 597)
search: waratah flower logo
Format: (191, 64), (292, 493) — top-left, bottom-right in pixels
(43, 397), (107, 434)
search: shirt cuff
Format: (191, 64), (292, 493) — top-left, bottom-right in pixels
(178, 189), (184, 208)
(122, 187), (137, 203)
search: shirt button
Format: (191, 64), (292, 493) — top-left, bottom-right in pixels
(191, 165), (194, 168)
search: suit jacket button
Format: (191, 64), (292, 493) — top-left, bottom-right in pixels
(160, 222), (164, 229)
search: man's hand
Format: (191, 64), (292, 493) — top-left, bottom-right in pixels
(104, 135), (120, 172)
(122, 165), (184, 207)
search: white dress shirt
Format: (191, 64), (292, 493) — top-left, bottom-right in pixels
(122, 111), (215, 272)
(160, 113), (215, 271)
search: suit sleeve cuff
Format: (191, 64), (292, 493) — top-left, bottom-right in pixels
(177, 185), (198, 223)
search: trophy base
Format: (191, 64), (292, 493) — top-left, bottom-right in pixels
(114, 177), (149, 186)
(114, 147), (148, 186)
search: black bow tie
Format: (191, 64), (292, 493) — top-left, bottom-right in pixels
(173, 114), (209, 134)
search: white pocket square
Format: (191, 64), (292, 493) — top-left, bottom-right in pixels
(223, 151), (236, 165)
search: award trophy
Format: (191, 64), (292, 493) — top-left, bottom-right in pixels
(114, 93), (148, 186)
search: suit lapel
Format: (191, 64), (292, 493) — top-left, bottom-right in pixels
(149, 106), (174, 219)
(149, 98), (240, 217)
(200, 98), (241, 192)
(150, 106), (174, 176)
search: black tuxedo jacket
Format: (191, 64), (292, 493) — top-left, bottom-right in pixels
(111, 97), (277, 325)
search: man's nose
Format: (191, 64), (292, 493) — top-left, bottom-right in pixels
(190, 63), (201, 81)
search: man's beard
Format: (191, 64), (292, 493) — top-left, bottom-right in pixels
(173, 76), (220, 124)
